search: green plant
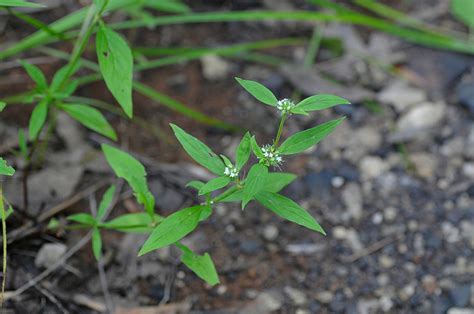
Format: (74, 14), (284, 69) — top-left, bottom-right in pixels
(66, 78), (348, 285)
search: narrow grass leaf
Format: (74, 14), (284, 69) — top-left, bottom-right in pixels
(242, 164), (268, 209)
(61, 104), (117, 140)
(138, 205), (203, 256)
(144, 0), (191, 13)
(96, 25), (133, 118)
(256, 191), (325, 234)
(0, 0), (44, 8)
(235, 77), (277, 106)
(279, 117), (345, 155)
(170, 124), (225, 175)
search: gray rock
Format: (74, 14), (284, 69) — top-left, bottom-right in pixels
(391, 102), (446, 142)
(342, 183), (363, 221)
(411, 153), (438, 180)
(359, 156), (389, 180)
(284, 286), (307, 305)
(377, 80), (427, 112)
(447, 309), (474, 314)
(315, 291), (334, 304)
(462, 163), (474, 179)
(450, 285), (472, 307)
(262, 225), (279, 241)
(35, 243), (67, 268)
(242, 290), (283, 314)
(200, 54), (231, 80)
(285, 243), (326, 255)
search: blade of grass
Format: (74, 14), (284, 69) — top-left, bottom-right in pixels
(5, 8), (66, 40)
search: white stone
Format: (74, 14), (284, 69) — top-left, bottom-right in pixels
(35, 243), (67, 268)
(378, 80), (426, 112)
(200, 54), (231, 80)
(397, 102), (446, 131)
(359, 156), (389, 179)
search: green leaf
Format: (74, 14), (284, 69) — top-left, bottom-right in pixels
(138, 205), (203, 256)
(236, 132), (251, 170)
(198, 176), (231, 195)
(0, 158), (15, 176)
(451, 0), (474, 28)
(235, 77), (277, 106)
(60, 104), (117, 140)
(96, 25), (133, 118)
(102, 144), (155, 217)
(19, 60), (47, 91)
(250, 135), (263, 159)
(102, 213), (161, 233)
(242, 164), (268, 209)
(292, 94), (350, 113)
(256, 191), (325, 235)
(199, 204), (212, 222)
(28, 99), (48, 140)
(144, 0), (191, 13)
(278, 117), (345, 155)
(5, 205), (14, 220)
(50, 63), (80, 93)
(220, 172), (296, 202)
(92, 228), (102, 261)
(186, 180), (205, 191)
(97, 184), (116, 221)
(0, 102), (5, 112)
(170, 124), (225, 175)
(177, 244), (220, 286)
(0, 0), (44, 8)
(67, 213), (96, 226)
(220, 155), (233, 168)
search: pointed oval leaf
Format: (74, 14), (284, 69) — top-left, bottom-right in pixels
(138, 205), (203, 256)
(29, 99), (48, 140)
(235, 77), (277, 106)
(67, 213), (96, 226)
(102, 144), (155, 216)
(96, 25), (133, 118)
(293, 94), (350, 113)
(242, 164), (268, 209)
(256, 191), (325, 235)
(0, 102), (6, 112)
(170, 124), (225, 175)
(92, 228), (102, 261)
(198, 176), (231, 195)
(236, 132), (251, 170)
(250, 135), (263, 159)
(279, 117), (345, 155)
(178, 244), (220, 286)
(102, 213), (161, 233)
(0, 158), (15, 176)
(97, 184), (116, 220)
(19, 60), (47, 91)
(451, 0), (474, 28)
(61, 104), (117, 140)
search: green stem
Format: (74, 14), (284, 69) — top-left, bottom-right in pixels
(212, 185), (241, 203)
(273, 113), (287, 148)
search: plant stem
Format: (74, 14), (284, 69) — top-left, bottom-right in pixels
(212, 185), (241, 203)
(56, 0), (109, 93)
(0, 185), (7, 306)
(273, 113), (287, 148)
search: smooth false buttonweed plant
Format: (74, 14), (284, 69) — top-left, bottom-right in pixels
(66, 77), (349, 286)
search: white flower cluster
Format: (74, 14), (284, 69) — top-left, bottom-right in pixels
(224, 165), (239, 178)
(276, 98), (295, 115)
(260, 145), (283, 167)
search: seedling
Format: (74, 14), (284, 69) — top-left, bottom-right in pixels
(68, 78), (349, 285)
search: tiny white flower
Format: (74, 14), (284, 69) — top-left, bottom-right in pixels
(224, 165), (238, 178)
(276, 98), (295, 115)
(258, 144), (283, 167)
